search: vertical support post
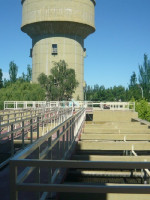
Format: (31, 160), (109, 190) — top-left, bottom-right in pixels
(37, 117), (39, 139)
(48, 136), (52, 198)
(30, 118), (33, 143)
(22, 120), (24, 149)
(15, 113), (17, 129)
(66, 122), (69, 152)
(11, 124), (14, 156)
(48, 136), (52, 180)
(35, 146), (40, 200)
(10, 161), (18, 200)
(70, 119), (72, 145)
(72, 118), (74, 142)
(0, 116), (2, 135)
(57, 130), (60, 160)
(62, 125), (65, 157)
(7, 114), (10, 132)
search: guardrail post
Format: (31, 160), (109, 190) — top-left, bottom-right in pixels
(30, 118), (33, 143)
(35, 146), (40, 200)
(70, 119), (72, 145)
(0, 116), (2, 135)
(66, 122), (69, 152)
(72, 117), (75, 141)
(15, 113), (17, 129)
(62, 125), (65, 157)
(10, 161), (18, 200)
(11, 124), (14, 156)
(7, 114), (10, 132)
(57, 130), (60, 159)
(37, 116), (39, 139)
(22, 120), (25, 149)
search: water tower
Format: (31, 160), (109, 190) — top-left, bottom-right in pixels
(21, 0), (96, 100)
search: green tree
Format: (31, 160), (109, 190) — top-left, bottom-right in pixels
(0, 68), (3, 88)
(139, 54), (150, 100)
(0, 80), (45, 103)
(38, 60), (78, 100)
(130, 72), (137, 87)
(26, 65), (32, 82)
(9, 61), (18, 83)
(128, 72), (141, 100)
(135, 99), (150, 121)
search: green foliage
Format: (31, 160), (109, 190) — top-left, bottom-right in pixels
(26, 65), (32, 82)
(9, 61), (18, 83)
(19, 65), (32, 82)
(0, 80), (45, 102)
(86, 85), (128, 102)
(129, 72), (137, 87)
(135, 99), (150, 121)
(139, 54), (150, 100)
(0, 68), (3, 88)
(38, 60), (78, 100)
(0, 101), (4, 110)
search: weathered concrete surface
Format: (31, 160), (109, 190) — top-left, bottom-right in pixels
(77, 141), (150, 151)
(66, 110), (150, 200)
(93, 110), (138, 122)
(84, 129), (150, 134)
(72, 155), (150, 161)
(81, 134), (150, 140)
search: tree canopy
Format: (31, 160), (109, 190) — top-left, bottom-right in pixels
(38, 60), (78, 100)
(138, 54), (150, 100)
(9, 61), (18, 83)
(0, 80), (45, 102)
(0, 68), (3, 89)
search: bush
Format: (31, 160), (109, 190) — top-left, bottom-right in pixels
(0, 101), (4, 110)
(135, 99), (150, 121)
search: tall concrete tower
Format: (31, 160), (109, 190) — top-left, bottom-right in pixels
(21, 0), (96, 100)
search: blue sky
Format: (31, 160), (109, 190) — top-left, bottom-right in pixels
(1, 0), (150, 88)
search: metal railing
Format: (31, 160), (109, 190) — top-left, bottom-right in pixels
(10, 108), (86, 200)
(4, 101), (135, 111)
(0, 107), (73, 169)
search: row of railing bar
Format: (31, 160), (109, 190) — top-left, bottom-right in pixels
(3, 101), (135, 111)
(10, 108), (86, 200)
(0, 107), (73, 169)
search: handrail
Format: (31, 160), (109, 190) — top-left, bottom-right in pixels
(10, 108), (86, 200)
(4, 101), (135, 111)
(0, 107), (73, 168)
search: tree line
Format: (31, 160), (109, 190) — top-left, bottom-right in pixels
(0, 60), (78, 109)
(85, 54), (150, 102)
(0, 54), (150, 110)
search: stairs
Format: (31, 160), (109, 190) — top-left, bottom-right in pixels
(59, 111), (150, 200)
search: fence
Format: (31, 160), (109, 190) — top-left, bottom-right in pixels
(10, 108), (86, 200)
(0, 107), (73, 169)
(4, 101), (135, 111)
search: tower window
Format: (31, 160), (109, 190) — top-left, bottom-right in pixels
(52, 44), (58, 55)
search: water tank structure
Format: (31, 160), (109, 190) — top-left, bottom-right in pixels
(21, 0), (96, 100)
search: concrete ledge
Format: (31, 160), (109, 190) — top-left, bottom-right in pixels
(77, 141), (150, 151)
(81, 134), (150, 141)
(72, 155), (150, 162)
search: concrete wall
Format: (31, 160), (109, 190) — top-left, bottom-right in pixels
(21, 0), (95, 34)
(32, 34), (84, 100)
